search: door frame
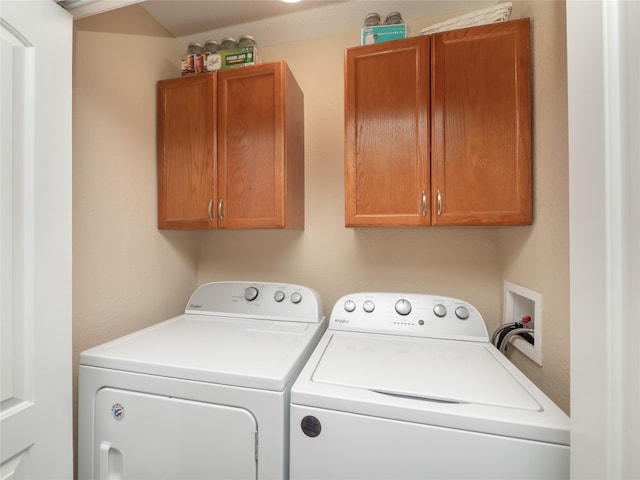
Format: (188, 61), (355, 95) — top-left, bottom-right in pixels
(567, 1), (640, 478)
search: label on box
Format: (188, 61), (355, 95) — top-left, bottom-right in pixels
(221, 46), (259, 69)
(205, 53), (222, 72)
(181, 53), (207, 75)
(361, 24), (407, 45)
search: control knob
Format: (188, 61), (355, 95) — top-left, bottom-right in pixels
(274, 290), (285, 303)
(395, 299), (412, 316)
(291, 292), (302, 304)
(244, 287), (259, 302)
(433, 304), (447, 318)
(455, 306), (470, 320)
(363, 300), (375, 313)
(344, 300), (356, 312)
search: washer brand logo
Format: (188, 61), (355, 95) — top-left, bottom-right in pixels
(111, 403), (125, 421)
(334, 318), (350, 324)
(189, 304), (202, 309)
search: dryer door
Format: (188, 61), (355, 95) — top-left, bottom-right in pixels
(94, 388), (257, 479)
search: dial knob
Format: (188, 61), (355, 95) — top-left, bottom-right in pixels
(455, 306), (470, 320)
(291, 292), (302, 304)
(344, 300), (356, 312)
(274, 290), (285, 302)
(244, 286), (259, 302)
(363, 300), (375, 313)
(395, 299), (412, 316)
(433, 304), (447, 318)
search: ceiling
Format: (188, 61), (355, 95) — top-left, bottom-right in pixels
(64, 0), (499, 47)
(140, 0), (346, 38)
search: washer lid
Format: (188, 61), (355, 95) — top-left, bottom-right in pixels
(312, 333), (541, 411)
(80, 314), (325, 391)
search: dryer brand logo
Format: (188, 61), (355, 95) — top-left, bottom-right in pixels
(111, 403), (125, 421)
(334, 318), (350, 324)
(189, 304), (203, 309)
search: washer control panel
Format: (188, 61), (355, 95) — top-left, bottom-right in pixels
(185, 281), (324, 323)
(330, 292), (488, 342)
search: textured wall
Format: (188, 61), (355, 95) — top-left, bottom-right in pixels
(72, 8), (570, 454)
(72, 6), (199, 467)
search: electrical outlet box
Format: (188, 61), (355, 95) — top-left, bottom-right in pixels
(504, 281), (543, 365)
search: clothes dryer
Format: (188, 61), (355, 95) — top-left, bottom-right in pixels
(78, 281), (325, 480)
(290, 292), (569, 479)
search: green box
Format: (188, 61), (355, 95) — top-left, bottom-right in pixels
(361, 24), (407, 45)
(204, 46), (260, 72)
(221, 46), (260, 70)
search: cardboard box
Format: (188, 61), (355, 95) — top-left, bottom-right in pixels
(361, 24), (407, 45)
(205, 46), (260, 72)
(181, 46), (261, 75)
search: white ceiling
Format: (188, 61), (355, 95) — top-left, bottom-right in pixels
(140, 0), (346, 38)
(64, 0), (499, 47)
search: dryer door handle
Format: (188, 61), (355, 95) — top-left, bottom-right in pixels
(99, 441), (123, 480)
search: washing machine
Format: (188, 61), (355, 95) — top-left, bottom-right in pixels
(78, 281), (325, 480)
(290, 292), (569, 480)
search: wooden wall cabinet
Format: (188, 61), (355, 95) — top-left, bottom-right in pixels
(345, 19), (531, 227)
(157, 61), (304, 230)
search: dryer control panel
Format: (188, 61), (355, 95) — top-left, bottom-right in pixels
(330, 292), (488, 342)
(185, 281), (324, 323)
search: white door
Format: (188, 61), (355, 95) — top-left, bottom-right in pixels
(0, 1), (72, 478)
(94, 388), (258, 479)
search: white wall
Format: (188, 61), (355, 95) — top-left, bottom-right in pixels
(496, 0), (569, 411)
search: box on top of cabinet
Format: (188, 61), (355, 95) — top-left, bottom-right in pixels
(207, 46), (261, 72)
(361, 24), (407, 45)
(182, 46), (261, 75)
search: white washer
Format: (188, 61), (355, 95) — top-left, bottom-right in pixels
(78, 281), (325, 480)
(290, 292), (569, 480)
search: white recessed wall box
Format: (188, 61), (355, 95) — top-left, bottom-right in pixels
(503, 281), (543, 365)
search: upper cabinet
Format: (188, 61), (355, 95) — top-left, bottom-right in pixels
(157, 61), (304, 230)
(344, 19), (531, 227)
(345, 36), (431, 227)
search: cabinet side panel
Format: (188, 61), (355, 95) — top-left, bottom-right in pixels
(284, 64), (305, 229)
(344, 38), (430, 227)
(431, 19), (532, 225)
(157, 75), (216, 229)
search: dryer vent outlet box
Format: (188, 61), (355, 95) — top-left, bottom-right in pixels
(504, 281), (543, 365)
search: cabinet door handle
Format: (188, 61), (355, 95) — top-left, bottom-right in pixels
(207, 199), (214, 222)
(421, 190), (427, 217)
(437, 190), (442, 216)
(217, 198), (224, 221)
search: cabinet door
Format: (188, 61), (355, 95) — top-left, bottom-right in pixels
(217, 62), (303, 229)
(157, 74), (216, 229)
(345, 37), (431, 227)
(431, 19), (532, 225)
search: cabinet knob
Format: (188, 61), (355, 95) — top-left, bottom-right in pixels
(422, 190), (427, 217)
(437, 190), (442, 216)
(208, 199), (214, 222)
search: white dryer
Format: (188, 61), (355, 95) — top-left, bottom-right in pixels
(290, 292), (569, 480)
(78, 281), (325, 480)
